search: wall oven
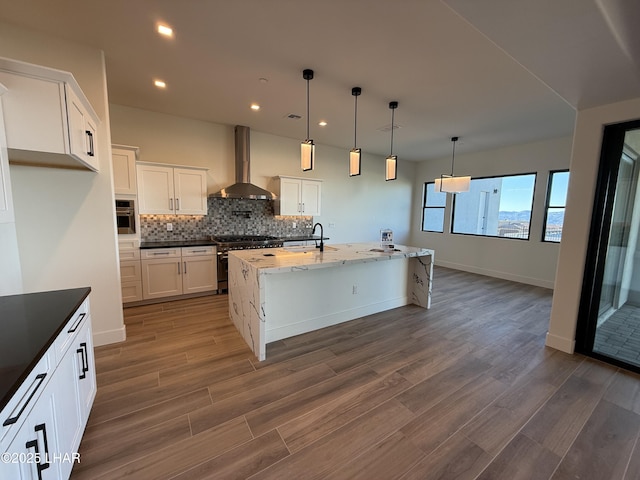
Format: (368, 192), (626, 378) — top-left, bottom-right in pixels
(115, 199), (136, 235)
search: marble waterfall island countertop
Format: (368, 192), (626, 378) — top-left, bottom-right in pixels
(229, 242), (434, 274)
(228, 243), (434, 360)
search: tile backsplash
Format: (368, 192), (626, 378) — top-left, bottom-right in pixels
(140, 198), (313, 241)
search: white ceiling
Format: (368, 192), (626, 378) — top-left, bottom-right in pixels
(0, 0), (639, 161)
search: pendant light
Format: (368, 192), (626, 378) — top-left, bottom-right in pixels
(349, 87), (362, 176)
(301, 69), (314, 171)
(435, 136), (470, 193)
(385, 101), (398, 181)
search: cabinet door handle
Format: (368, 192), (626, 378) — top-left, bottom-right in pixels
(25, 423), (51, 479)
(77, 342), (89, 380)
(68, 312), (86, 333)
(85, 130), (94, 157)
(302, 202), (305, 212)
(184, 261), (187, 274)
(175, 198), (180, 211)
(169, 198), (174, 211)
(178, 262), (181, 275)
(3, 374), (47, 426)
(151, 251), (170, 256)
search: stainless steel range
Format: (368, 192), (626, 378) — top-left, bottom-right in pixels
(211, 235), (283, 291)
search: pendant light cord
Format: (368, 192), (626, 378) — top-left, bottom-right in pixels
(306, 78), (310, 140)
(450, 136), (459, 176)
(390, 107), (395, 155)
(354, 94), (358, 148)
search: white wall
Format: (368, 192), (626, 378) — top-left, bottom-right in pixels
(547, 97), (640, 353)
(109, 105), (415, 245)
(0, 21), (125, 346)
(410, 136), (573, 288)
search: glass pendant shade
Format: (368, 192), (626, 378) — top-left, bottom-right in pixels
(435, 136), (469, 193)
(349, 148), (361, 176)
(435, 174), (470, 193)
(301, 139), (314, 171)
(385, 155), (397, 181)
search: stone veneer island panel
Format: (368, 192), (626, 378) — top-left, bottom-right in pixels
(228, 243), (434, 360)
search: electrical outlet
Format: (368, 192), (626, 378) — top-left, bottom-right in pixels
(352, 285), (358, 295)
(166, 223), (173, 231)
(292, 221), (297, 229)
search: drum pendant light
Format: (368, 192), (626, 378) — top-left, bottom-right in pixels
(349, 87), (362, 176)
(385, 101), (398, 181)
(435, 136), (470, 193)
(301, 69), (314, 171)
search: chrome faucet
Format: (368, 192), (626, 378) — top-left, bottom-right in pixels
(312, 222), (324, 252)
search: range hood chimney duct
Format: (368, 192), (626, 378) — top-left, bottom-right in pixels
(209, 125), (277, 200)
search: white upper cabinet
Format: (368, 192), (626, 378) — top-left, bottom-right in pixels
(274, 176), (322, 216)
(136, 163), (207, 215)
(112, 145), (138, 195)
(0, 56), (100, 171)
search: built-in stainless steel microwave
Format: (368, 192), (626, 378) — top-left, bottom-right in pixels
(115, 199), (136, 234)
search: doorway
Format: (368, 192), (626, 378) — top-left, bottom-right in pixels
(576, 120), (640, 371)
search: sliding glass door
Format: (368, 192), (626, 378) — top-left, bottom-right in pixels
(577, 120), (640, 371)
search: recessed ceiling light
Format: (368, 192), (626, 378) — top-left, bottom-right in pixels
(157, 24), (173, 37)
(154, 80), (167, 89)
(250, 104), (260, 111)
(319, 121), (327, 127)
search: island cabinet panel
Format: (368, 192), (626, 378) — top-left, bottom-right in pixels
(228, 243), (433, 360)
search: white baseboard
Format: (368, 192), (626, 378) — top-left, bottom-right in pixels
(93, 325), (126, 347)
(545, 332), (575, 354)
(435, 260), (555, 290)
(266, 297), (409, 343)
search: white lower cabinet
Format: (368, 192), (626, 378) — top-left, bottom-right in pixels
(0, 296), (95, 480)
(141, 246), (216, 300)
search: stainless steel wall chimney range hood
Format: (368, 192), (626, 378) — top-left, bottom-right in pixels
(209, 125), (277, 200)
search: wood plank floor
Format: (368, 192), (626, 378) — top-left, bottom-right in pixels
(70, 266), (640, 480)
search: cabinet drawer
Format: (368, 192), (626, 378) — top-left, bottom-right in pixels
(122, 281), (143, 303)
(0, 350), (53, 446)
(141, 248), (181, 259)
(120, 259), (142, 282)
(181, 246), (215, 257)
(119, 248), (140, 261)
(53, 297), (89, 362)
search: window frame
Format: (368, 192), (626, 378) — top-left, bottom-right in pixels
(421, 181), (446, 233)
(542, 169), (569, 243)
(450, 172), (537, 241)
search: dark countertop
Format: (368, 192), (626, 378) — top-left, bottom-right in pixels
(140, 235), (329, 249)
(0, 287), (91, 412)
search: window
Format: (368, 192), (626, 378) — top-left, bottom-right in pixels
(422, 182), (446, 232)
(543, 170), (569, 242)
(452, 173), (536, 239)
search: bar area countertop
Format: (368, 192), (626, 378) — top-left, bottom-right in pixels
(228, 243), (434, 360)
(230, 242), (434, 274)
(0, 287), (91, 411)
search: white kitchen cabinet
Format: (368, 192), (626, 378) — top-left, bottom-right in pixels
(0, 57), (100, 171)
(141, 246), (216, 300)
(0, 379), (62, 480)
(136, 163), (207, 215)
(118, 240), (143, 303)
(182, 246), (217, 294)
(274, 176), (322, 216)
(0, 293), (95, 480)
(141, 248), (183, 299)
(112, 145), (138, 195)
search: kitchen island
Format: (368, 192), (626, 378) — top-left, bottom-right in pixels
(228, 243), (434, 360)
